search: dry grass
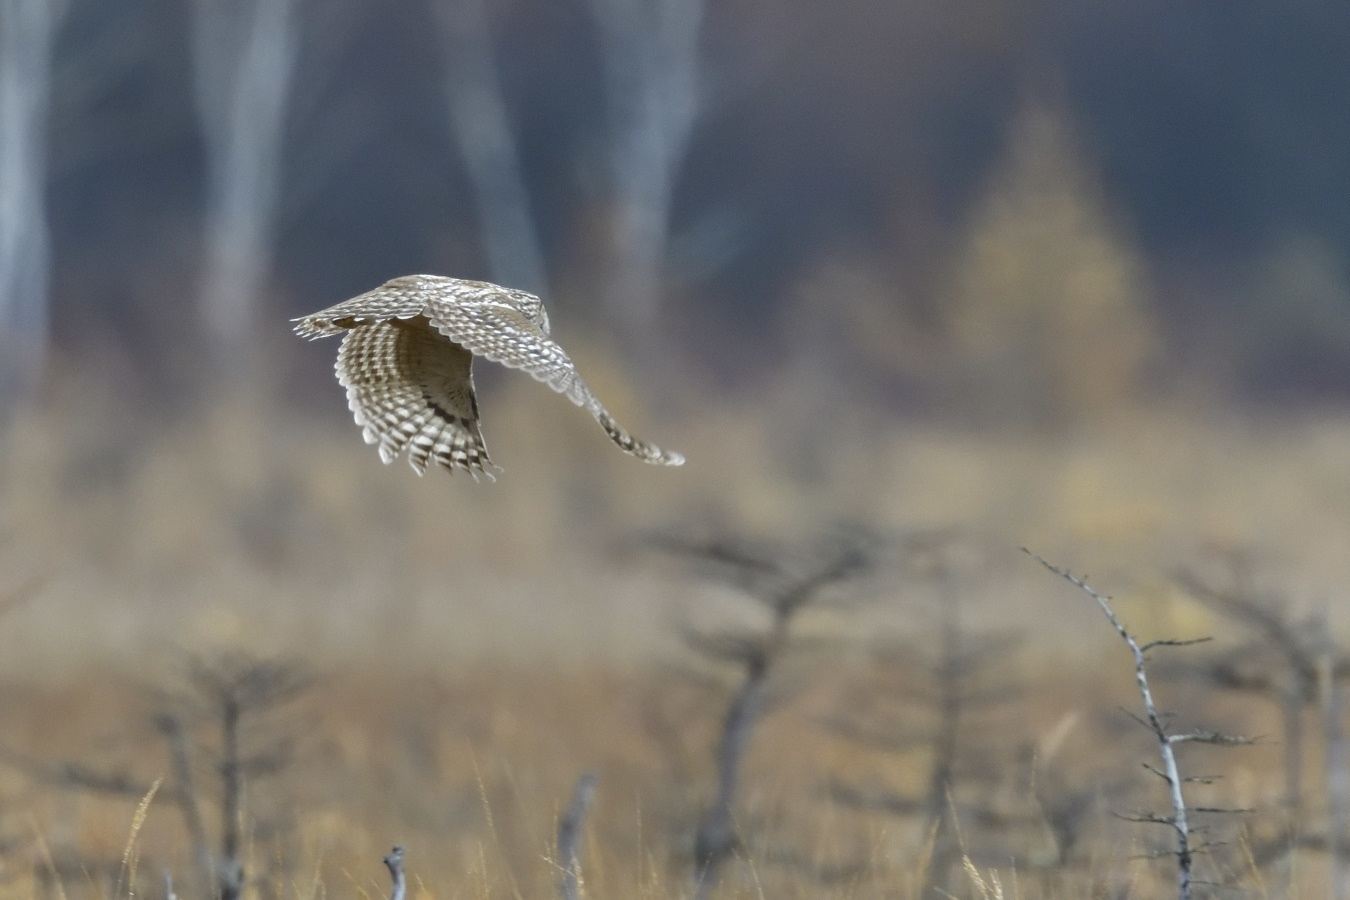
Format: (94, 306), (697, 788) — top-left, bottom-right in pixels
(2, 375), (1348, 675)
(0, 378), (1349, 897)
(0, 657), (1292, 899)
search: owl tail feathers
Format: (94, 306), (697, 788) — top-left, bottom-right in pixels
(595, 411), (685, 466)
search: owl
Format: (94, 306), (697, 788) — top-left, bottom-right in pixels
(293, 275), (685, 478)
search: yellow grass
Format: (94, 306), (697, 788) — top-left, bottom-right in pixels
(1, 381), (1349, 898)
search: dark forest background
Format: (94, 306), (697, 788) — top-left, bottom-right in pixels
(12, 0), (1350, 407)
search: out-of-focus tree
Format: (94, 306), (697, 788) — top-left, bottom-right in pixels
(191, 0), (301, 361)
(587, 0), (704, 364)
(943, 98), (1159, 424)
(1234, 234), (1350, 397)
(432, 0), (547, 296)
(0, 0), (65, 415)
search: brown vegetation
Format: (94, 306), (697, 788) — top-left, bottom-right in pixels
(1, 372), (1350, 897)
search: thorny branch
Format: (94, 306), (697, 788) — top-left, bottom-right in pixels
(1028, 550), (1252, 900)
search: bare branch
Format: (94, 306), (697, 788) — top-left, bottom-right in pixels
(557, 773), (597, 900)
(1028, 550), (1198, 900)
(1141, 638), (1213, 652)
(183, 653), (308, 900)
(1120, 707), (1153, 731)
(1115, 810), (1180, 828)
(650, 534), (785, 582)
(1168, 731), (1260, 746)
(680, 626), (768, 667)
(678, 528), (872, 899)
(1322, 641), (1350, 900)
(1173, 569), (1321, 687)
(826, 781), (924, 817)
(0, 744), (180, 803)
(383, 847), (406, 900)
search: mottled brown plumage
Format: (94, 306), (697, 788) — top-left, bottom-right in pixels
(294, 275), (685, 478)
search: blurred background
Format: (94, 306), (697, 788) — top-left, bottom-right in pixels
(2, 0), (1350, 896)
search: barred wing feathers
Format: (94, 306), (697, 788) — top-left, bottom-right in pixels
(294, 275), (685, 474)
(424, 295), (684, 466)
(335, 318), (496, 478)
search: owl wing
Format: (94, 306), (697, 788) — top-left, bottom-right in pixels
(293, 275), (435, 338)
(336, 317), (497, 478)
(424, 291), (685, 466)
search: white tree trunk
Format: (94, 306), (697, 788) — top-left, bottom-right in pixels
(192, 0), (300, 351)
(588, 0), (704, 348)
(0, 0), (62, 411)
(434, 0), (547, 296)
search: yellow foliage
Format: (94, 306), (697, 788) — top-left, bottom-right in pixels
(945, 99), (1159, 422)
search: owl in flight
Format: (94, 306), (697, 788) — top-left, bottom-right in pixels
(294, 275), (685, 479)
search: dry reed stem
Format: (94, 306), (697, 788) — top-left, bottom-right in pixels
(961, 855), (1005, 900)
(117, 776), (163, 899)
(28, 814), (67, 900)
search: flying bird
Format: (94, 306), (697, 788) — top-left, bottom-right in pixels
(294, 275), (685, 478)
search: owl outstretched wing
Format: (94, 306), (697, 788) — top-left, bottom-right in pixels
(295, 274), (685, 472)
(293, 275), (439, 338)
(422, 288), (684, 466)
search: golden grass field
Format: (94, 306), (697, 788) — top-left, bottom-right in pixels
(2, 369), (1350, 899)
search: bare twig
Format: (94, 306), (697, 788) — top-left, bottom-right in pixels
(153, 712), (213, 897)
(1028, 550), (1200, 900)
(1174, 568), (1320, 688)
(1176, 563), (1332, 820)
(692, 645), (762, 899)
(1324, 637), (1350, 900)
(1168, 730), (1258, 746)
(826, 781), (925, 817)
(186, 654), (308, 900)
(557, 773), (598, 900)
(383, 846), (406, 900)
(671, 529), (873, 900)
(826, 532), (1019, 891)
(0, 746), (170, 800)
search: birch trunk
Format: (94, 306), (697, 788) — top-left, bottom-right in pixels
(0, 0), (63, 412)
(434, 0), (547, 296)
(588, 0), (704, 356)
(192, 0), (300, 354)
